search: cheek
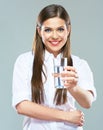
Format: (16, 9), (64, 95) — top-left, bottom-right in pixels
(60, 31), (68, 38)
(61, 33), (68, 41)
(41, 33), (50, 42)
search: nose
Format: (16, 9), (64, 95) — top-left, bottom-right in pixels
(52, 30), (58, 39)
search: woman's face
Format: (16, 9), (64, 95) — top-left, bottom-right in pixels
(38, 17), (70, 57)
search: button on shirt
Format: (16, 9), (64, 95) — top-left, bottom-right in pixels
(12, 51), (96, 130)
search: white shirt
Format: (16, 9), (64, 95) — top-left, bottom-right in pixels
(12, 51), (96, 130)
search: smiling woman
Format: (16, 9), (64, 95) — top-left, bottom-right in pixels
(37, 17), (70, 56)
(12, 4), (96, 130)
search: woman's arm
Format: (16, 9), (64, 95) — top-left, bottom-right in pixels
(68, 86), (94, 108)
(62, 66), (94, 108)
(16, 100), (84, 126)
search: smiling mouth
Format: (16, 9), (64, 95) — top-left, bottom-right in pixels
(49, 40), (61, 45)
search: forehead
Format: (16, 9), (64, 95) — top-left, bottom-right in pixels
(42, 17), (66, 28)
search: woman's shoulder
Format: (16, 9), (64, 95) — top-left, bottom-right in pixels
(71, 54), (88, 67)
(72, 54), (82, 63)
(16, 51), (33, 60)
(14, 51), (34, 66)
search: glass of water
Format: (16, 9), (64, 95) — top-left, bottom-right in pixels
(53, 57), (68, 89)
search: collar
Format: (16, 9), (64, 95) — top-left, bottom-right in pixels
(44, 50), (63, 62)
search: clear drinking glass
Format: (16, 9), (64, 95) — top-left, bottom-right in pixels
(53, 57), (67, 89)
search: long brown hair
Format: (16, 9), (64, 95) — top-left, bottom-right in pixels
(31, 4), (73, 105)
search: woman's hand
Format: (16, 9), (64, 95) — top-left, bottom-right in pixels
(61, 66), (78, 89)
(65, 110), (85, 126)
(62, 66), (93, 108)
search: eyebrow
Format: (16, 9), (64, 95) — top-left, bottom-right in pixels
(43, 26), (65, 29)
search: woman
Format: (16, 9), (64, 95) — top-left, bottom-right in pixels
(12, 4), (96, 130)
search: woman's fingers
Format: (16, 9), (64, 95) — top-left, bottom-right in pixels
(64, 66), (77, 72)
(61, 70), (78, 78)
(66, 110), (85, 126)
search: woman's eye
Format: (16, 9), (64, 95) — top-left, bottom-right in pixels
(58, 28), (64, 32)
(44, 28), (51, 32)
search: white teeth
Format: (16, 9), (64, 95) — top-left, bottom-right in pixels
(51, 41), (58, 44)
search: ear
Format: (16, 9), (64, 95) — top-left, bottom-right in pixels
(67, 25), (71, 36)
(37, 27), (41, 37)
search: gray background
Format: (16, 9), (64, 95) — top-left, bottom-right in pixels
(0, 0), (102, 130)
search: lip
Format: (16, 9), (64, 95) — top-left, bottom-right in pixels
(49, 40), (61, 46)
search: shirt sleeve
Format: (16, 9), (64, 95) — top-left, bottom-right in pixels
(12, 54), (31, 110)
(77, 59), (97, 101)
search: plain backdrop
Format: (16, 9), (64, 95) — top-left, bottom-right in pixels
(0, 0), (102, 130)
